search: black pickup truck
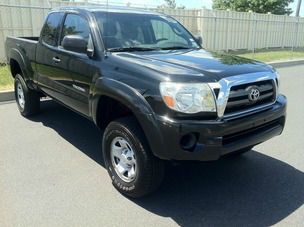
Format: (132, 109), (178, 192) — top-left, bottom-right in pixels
(5, 6), (286, 198)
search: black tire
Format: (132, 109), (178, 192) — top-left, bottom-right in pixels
(14, 74), (40, 117)
(102, 117), (164, 198)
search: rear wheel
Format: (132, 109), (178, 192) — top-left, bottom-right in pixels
(14, 74), (40, 116)
(102, 117), (164, 198)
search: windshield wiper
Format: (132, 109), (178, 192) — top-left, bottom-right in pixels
(160, 46), (191, 50)
(108, 47), (159, 52)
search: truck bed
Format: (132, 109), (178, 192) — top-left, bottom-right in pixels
(5, 36), (38, 61)
(6, 36), (39, 45)
(19, 36), (39, 41)
(5, 36), (39, 82)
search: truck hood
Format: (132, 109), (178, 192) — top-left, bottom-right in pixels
(112, 49), (273, 82)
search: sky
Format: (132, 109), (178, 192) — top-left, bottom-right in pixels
(96, 0), (304, 16)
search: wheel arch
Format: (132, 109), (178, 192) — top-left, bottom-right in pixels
(91, 78), (166, 159)
(8, 48), (27, 78)
(91, 77), (154, 126)
(8, 48), (36, 90)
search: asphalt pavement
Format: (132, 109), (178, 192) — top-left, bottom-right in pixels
(1, 65), (304, 227)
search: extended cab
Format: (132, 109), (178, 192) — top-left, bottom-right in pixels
(5, 6), (287, 198)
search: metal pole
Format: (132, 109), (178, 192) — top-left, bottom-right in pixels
(225, 15), (230, 52)
(296, 0), (302, 17)
(30, 0), (35, 36)
(295, 17), (300, 49)
(252, 15), (257, 55)
(281, 15), (287, 49)
(213, 16), (217, 51)
(291, 18), (298, 53)
(210, 10), (217, 51)
(246, 12), (252, 52)
(265, 13), (270, 49)
(46, 0), (51, 8)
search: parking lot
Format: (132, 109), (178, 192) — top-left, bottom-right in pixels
(0, 65), (303, 227)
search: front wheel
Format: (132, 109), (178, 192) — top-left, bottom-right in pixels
(14, 74), (40, 117)
(102, 117), (164, 198)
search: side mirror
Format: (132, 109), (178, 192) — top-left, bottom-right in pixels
(62, 35), (89, 55)
(194, 36), (203, 46)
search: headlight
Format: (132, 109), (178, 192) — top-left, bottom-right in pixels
(159, 82), (216, 113)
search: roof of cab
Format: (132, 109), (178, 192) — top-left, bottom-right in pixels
(56, 5), (163, 15)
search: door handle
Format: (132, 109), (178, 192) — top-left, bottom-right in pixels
(52, 57), (61, 63)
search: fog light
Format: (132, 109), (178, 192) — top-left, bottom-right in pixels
(180, 133), (198, 151)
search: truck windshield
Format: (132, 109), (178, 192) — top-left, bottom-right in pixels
(93, 12), (200, 51)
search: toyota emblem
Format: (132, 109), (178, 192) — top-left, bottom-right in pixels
(247, 86), (260, 102)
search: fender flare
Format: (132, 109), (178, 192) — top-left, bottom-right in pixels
(91, 77), (167, 159)
(91, 77), (154, 117)
(9, 48), (26, 74)
(9, 48), (33, 82)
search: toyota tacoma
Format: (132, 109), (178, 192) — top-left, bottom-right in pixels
(5, 6), (287, 198)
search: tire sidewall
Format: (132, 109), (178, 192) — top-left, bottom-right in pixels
(103, 124), (148, 195)
(14, 74), (27, 114)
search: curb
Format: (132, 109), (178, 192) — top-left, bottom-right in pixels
(269, 59), (304, 68)
(0, 90), (14, 102)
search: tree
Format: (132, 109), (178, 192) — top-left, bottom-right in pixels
(212, 0), (294, 15)
(158, 0), (185, 9)
(164, 0), (177, 8)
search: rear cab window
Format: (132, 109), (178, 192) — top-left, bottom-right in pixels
(41, 12), (64, 46)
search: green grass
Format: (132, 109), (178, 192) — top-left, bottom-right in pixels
(238, 50), (304, 63)
(0, 66), (13, 91)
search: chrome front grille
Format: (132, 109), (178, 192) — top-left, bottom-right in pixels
(208, 72), (278, 118)
(224, 80), (276, 115)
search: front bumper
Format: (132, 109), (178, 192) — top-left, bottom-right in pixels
(150, 95), (287, 161)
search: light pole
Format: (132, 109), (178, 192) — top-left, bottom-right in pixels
(296, 0), (302, 17)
